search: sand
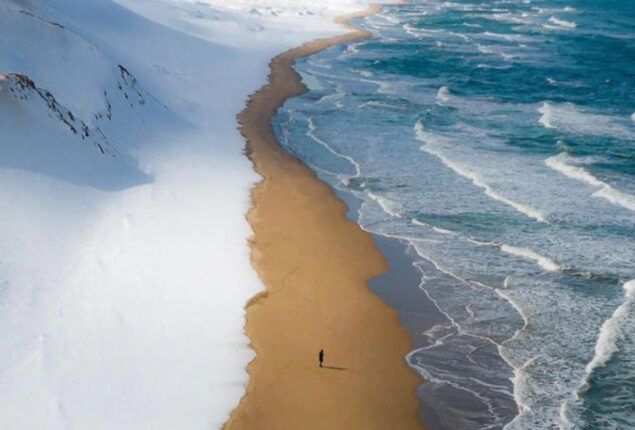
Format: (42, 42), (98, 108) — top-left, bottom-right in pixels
(224, 4), (423, 429)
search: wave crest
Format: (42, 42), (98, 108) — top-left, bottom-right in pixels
(576, 279), (634, 396)
(546, 153), (635, 212)
(548, 16), (577, 28)
(436, 85), (451, 104)
(538, 101), (635, 140)
(415, 121), (548, 222)
(500, 245), (561, 272)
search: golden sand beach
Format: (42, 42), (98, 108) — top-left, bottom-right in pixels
(224, 4), (423, 429)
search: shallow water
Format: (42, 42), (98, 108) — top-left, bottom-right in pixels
(274, 0), (634, 428)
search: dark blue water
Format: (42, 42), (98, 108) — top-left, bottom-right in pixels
(274, 1), (634, 428)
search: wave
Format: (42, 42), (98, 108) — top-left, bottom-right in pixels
(545, 153), (603, 186)
(436, 85), (451, 103)
(548, 16), (577, 28)
(402, 23), (423, 39)
(625, 279), (635, 298)
(502, 356), (540, 430)
(500, 245), (561, 272)
(546, 153), (635, 212)
(495, 288), (529, 331)
(378, 80), (416, 95)
(573, 279), (634, 400)
(481, 31), (533, 42)
(412, 218), (457, 235)
(592, 186), (635, 213)
(488, 12), (533, 25)
(413, 218), (560, 273)
(316, 92), (344, 108)
(466, 237), (499, 248)
(476, 43), (495, 54)
(374, 12), (401, 25)
(345, 43), (359, 54)
(414, 121), (548, 222)
(538, 101), (635, 140)
(367, 192), (402, 218)
(306, 118), (361, 183)
(358, 100), (404, 110)
(466, 237), (560, 272)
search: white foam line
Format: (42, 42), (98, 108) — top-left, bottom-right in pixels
(407, 338), (507, 424)
(367, 192), (402, 218)
(410, 243), (533, 427)
(496, 289), (529, 333)
(548, 16), (577, 28)
(358, 100), (405, 110)
(592, 187), (635, 212)
(422, 323), (454, 344)
(556, 279), (635, 427)
(406, 349), (500, 413)
(412, 218), (457, 235)
(558, 401), (575, 430)
(414, 121), (548, 223)
(297, 67), (382, 89)
(501, 356), (541, 429)
(546, 153), (604, 187)
(417, 252), (483, 292)
(476, 43), (495, 54)
(500, 244), (561, 272)
(465, 304), (476, 318)
(578, 279), (634, 396)
(362, 197), (533, 427)
(546, 153), (635, 212)
(538, 101), (635, 139)
(306, 118), (361, 182)
(414, 218), (559, 273)
(316, 92), (344, 109)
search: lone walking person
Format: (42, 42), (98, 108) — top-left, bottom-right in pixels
(319, 349), (324, 368)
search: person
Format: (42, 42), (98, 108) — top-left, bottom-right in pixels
(319, 349), (324, 368)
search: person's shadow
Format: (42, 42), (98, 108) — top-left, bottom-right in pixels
(322, 366), (347, 371)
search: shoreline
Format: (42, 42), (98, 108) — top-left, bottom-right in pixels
(224, 3), (423, 429)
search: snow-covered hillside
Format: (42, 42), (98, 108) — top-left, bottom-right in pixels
(0, 0), (380, 428)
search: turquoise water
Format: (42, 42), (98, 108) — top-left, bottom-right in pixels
(274, 0), (634, 428)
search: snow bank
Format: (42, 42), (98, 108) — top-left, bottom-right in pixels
(0, 0), (385, 428)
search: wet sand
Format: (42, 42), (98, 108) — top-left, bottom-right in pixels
(224, 3), (423, 430)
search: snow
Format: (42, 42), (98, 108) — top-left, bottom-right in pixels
(0, 0), (386, 428)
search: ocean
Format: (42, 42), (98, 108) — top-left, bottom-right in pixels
(272, 0), (635, 428)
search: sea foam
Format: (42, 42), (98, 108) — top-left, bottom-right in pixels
(367, 192), (402, 218)
(412, 218), (457, 235)
(436, 85), (452, 103)
(538, 102), (635, 140)
(574, 279), (635, 399)
(415, 121), (548, 222)
(306, 117), (361, 182)
(500, 245), (561, 272)
(548, 16), (577, 28)
(546, 153), (635, 212)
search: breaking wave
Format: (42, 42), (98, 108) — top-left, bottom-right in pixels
(415, 121), (548, 222)
(546, 153), (635, 212)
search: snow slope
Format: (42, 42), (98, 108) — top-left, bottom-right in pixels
(0, 0), (383, 428)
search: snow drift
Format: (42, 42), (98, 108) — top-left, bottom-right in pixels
(0, 0), (382, 428)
